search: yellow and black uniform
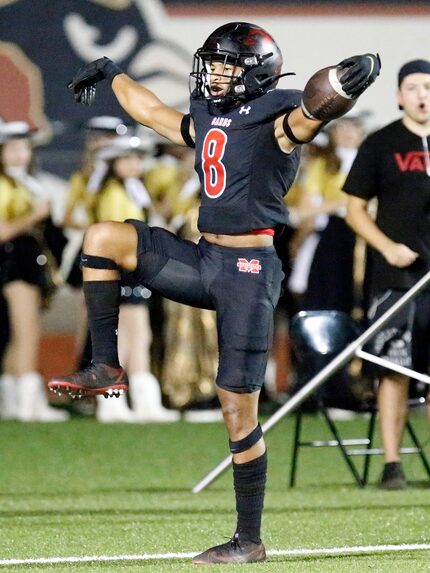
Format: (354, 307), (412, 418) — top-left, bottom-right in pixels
(94, 177), (151, 305)
(304, 156), (347, 203)
(143, 162), (181, 224)
(93, 178), (145, 223)
(0, 175), (52, 296)
(63, 172), (96, 288)
(66, 172), (96, 224)
(303, 155), (356, 314)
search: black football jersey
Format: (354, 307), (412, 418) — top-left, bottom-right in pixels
(189, 89), (302, 234)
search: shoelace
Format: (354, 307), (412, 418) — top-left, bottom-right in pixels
(226, 532), (241, 550)
(70, 364), (101, 382)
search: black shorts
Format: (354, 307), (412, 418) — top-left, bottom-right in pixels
(0, 234), (53, 296)
(126, 219), (284, 393)
(367, 289), (430, 375)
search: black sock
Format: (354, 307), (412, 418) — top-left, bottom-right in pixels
(233, 450), (267, 544)
(83, 280), (120, 367)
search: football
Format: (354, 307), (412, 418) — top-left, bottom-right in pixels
(301, 66), (356, 121)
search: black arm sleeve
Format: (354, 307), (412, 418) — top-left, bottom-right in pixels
(180, 114), (195, 149)
(282, 109), (324, 145)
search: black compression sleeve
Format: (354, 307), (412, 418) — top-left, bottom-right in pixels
(282, 109), (328, 145)
(282, 109), (323, 145)
(180, 114), (195, 148)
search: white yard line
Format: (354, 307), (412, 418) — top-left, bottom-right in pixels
(269, 543), (430, 556)
(0, 543), (430, 566)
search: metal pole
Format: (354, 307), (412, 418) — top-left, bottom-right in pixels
(192, 270), (430, 493)
(356, 350), (430, 385)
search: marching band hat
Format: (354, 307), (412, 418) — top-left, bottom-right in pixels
(0, 121), (36, 143)
(96, 135), (153, 161)
(85, 116), (128, 135)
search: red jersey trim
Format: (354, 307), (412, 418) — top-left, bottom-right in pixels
(249, 228), (275, 237)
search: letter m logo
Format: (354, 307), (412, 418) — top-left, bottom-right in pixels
(237, 258), (262, 274)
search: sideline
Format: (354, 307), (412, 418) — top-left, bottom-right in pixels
(1, 543), (430, 566)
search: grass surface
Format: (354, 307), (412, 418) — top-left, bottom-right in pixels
(0, 412), (429, 571)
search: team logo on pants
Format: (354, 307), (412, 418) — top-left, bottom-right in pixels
(237, 258), (262, 274)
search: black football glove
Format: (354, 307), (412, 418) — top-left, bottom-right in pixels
(67, 57), (123, 105)
(337, 53), (381, 98)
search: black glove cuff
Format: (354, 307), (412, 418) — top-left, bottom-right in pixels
(103, 59), (123, 82)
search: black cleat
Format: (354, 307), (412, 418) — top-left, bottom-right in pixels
(48, 363), (128, 399)
(192, 533), (266, 565)
(379, 462), (407, 490)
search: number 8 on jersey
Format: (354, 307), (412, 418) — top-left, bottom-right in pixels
(202, 128), (227, 198)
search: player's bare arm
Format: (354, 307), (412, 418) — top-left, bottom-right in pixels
(111, 74), (192, 145)
(68, 57), (194, 147)
(276, 53), (381, 153)
(346, 194), (418, 268)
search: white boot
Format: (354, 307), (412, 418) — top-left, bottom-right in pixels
(17, 372), (70, 422)
(96, 393), (136, 423)
(0, 373), (18, 420)
(129, 372), (180, 423)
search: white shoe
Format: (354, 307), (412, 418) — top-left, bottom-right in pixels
(183, 409), (223, 423)
(325, 407), (357, 421)
(96, 394), (136, 423)
(0, 373), (18, 420)
(17, 372), (70, 422)
(129, 372), (181, 423)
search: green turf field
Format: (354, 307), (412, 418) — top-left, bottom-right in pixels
(0, 412), (429, 571)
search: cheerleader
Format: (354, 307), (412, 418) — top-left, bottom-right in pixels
(0, 121), (68, 421)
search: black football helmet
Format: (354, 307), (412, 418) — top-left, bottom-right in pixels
(190, 22), (285, 108)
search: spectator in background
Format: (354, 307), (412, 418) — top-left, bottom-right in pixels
(286, 135), (330, 311)
(295, 114), (367, 314)
(61, 117), (127, 371)
(159, 146), (220, 419)
(286, 119), (367, 416)
(62, 116), (128, 275)
(92, 135), (179, 423)
(344, 60), (430, 489)
(0, 121), (69, 421)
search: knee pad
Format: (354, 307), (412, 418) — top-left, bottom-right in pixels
(81, 253), (117, 270)
(229, 423), (263, 454)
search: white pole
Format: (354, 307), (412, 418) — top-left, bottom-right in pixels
(192, 270), (430, 493)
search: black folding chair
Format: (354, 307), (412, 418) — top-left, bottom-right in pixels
(289, 310), (430, 488)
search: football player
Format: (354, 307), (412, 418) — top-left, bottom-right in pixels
(50, 22), (380, 564)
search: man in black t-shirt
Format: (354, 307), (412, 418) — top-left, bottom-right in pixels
(49, 22), (380, 563)
(344, 59), (430, 490)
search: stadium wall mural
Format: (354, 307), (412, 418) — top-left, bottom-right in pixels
(0, 0), (429, 174)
